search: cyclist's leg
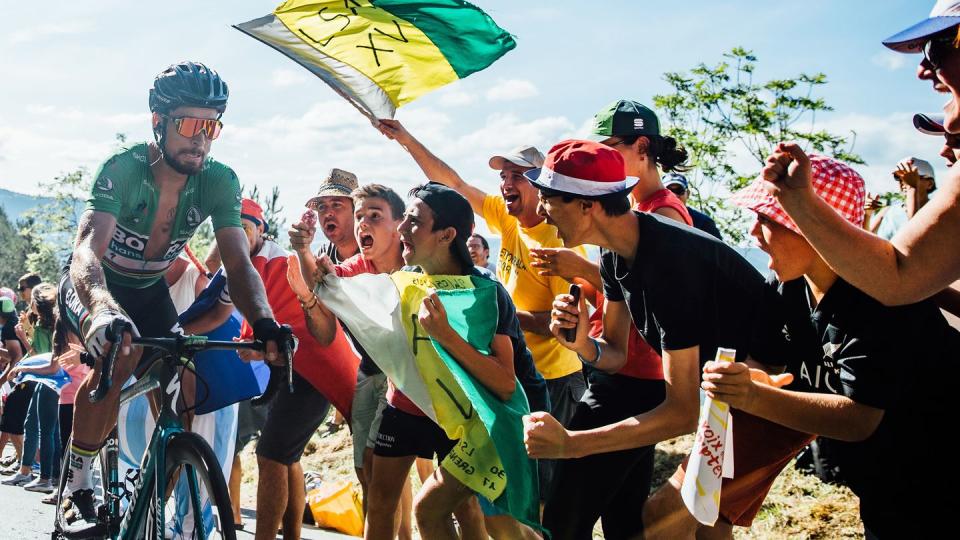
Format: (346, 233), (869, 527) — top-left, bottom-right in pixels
(57, 268), (142, 530)
(61, 271), (177, 493)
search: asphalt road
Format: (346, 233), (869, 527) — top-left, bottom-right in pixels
(0, 479), (351, 539)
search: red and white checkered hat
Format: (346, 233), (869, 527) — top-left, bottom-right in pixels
(731, 154), (865, 233)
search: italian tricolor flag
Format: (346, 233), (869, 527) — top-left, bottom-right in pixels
(316, 271), (540, 528)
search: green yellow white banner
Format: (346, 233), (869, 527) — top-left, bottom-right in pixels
(315, 271), (540, 528)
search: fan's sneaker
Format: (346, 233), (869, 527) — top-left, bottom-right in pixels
(24, 477), (55, 493)
(2, 473), (34, 486)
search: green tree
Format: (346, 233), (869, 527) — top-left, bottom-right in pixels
(19, 167), (90, 281)
(17, 133), (129, 279)
(244, 184), (287, 247)
(0, 205), (30, 286)
(653, 47), (864, 242)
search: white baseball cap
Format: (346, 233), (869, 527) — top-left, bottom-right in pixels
(896, 156), (936, 180)
(884, 1), (960, 53)
(488, 145), (545, 170)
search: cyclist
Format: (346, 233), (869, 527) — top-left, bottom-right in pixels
(57, 61), (290, 535)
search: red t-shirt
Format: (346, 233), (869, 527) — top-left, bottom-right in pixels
(240, 241), (360, 418)
(334, 254), (378, 277)
(588, 291), (664, 380)
(636, 188), (693, 226)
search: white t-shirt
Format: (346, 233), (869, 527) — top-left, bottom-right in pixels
(168, 261), (203, 313)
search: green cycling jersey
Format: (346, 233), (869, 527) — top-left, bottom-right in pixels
(86, 143), (242, 288)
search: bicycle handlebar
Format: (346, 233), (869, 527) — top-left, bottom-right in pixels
(87, 320), (271, 404)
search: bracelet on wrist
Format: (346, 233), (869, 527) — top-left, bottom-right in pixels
(299, 295), (318, 310)
(577, 338), (601, 366)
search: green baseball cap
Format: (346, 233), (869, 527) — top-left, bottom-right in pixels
(0, 297), (15, 316)
(587, 100), (660, 142)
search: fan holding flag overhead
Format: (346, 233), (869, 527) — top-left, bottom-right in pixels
(234, 0), (516, 120)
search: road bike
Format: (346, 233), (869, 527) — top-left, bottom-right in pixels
(52, 321), (287, 539)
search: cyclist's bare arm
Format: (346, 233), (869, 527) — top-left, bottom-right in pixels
(377, 119), (487, 213)
(71, 210), (124, 318)
(215, 227), (275, 328)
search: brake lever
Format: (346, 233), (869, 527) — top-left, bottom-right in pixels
(89, 319), (132, 403)
(282, 334), (297, 394)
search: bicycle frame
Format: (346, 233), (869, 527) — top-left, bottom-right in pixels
(58, 329), (276, 540)
(105, 354), (210, 540)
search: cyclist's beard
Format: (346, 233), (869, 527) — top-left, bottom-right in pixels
(162, 146), (206, 176)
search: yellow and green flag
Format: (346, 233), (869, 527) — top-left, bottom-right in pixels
(234, 0), (516, 119)
(315, 271), (540, 528)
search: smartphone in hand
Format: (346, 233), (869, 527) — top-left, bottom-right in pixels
(563, 284), (582, 343)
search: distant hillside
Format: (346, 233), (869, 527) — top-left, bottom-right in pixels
(0, 188), (54, 222)
(0, 187), (84, 223)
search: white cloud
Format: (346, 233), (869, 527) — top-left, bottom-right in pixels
(270, 68), (311, 88)
(438, 90), (477, 107)
(3, 96), (569, 236)
(7, 21), (94, 45)
(870, 51), (907, 71)
(485, 79), (540, 102)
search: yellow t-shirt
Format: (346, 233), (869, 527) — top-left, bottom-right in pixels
(482, 194), (585, 380)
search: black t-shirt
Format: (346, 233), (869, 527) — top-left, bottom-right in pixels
(776, 276), (951, 502)
(687, 206), (723, 240)
(600, 211), (787, 366)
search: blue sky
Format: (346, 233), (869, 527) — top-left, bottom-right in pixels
(0, 1), (949, 236)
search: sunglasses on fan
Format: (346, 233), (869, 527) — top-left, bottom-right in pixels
(923, 33), (959, 72)
(165, 115), (223, 140)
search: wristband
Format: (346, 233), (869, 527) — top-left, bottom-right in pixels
(577, 338), (601, 366)
(300, 295), (318, 310)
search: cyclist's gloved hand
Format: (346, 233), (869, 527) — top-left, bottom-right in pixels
(83, 310), (135, 358)
(252, 318), (294, 366)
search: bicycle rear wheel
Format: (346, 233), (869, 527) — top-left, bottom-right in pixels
(140, 432), (236, 540)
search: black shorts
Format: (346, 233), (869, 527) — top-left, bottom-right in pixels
(373, 405), (455, 461)
(256, 371), (330, 465)
(0, 381), (37, 435)
(539, 370), (587, 497)
(543, 376), (666, 539)
(58, 264), (179, 369)
(235, 398), (268, 453)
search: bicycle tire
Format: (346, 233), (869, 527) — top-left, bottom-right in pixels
(140, 432), (236, 540)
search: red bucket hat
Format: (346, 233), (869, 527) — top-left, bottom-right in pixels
(525, 139), (639, 199)
(731, 154), (865, 233)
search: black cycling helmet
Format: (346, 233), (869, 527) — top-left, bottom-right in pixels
(149, 61), (229, 115)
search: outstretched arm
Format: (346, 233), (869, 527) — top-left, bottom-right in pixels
(701, 360), (882, 442)
(763, 142), (960, 305)
(286, 255), (339, 346)
(377, 119), (488, 213)
(525, 345), (700, 459)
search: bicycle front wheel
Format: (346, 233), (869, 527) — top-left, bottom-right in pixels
(141, 432), (236, 540)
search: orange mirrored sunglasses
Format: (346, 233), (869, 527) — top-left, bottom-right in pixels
(168, 116), (223, 140)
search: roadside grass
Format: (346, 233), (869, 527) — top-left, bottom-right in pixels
(238, 418), (863, 539)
